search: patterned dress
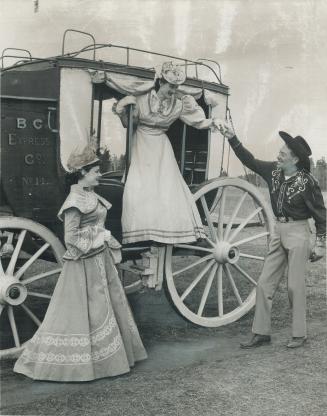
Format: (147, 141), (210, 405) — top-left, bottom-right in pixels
(14, 184), (147, 382)
(120, 91), (216, 244)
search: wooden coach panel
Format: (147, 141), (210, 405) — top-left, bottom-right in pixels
(1, 68), (59, 100)
(1, 99), (65, 223)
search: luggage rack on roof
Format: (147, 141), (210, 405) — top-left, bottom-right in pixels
(60, 29), (223, 83)
(0, 47), (57, 69)
(1, 29), (223, 84)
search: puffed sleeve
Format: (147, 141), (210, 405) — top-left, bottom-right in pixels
(112, 97), (139, 129)
(63, 208), (109, 259)
(179, 95), (216, 130)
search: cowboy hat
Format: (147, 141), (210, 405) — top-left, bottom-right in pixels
(279, 131), (312, 171)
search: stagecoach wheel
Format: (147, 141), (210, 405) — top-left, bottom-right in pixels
(0, 217), (65, 359)
(165, 177), (275, 327)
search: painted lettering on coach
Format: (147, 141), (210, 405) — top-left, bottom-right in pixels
(0, 99), (62, 220)
(2, 103), (57, 184)
(0, 99), (61, 213)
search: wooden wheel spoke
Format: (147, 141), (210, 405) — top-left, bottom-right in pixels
(174, 244), (212, 254)
(224, 192), (248, 240)
(200, 196), (217, 242)
(239, 252), (265, 261)
(209, 188), (222, 214)
(22, 267), (62, 285)
(217, 265), (223, 316)
(6, 230), (27, 275)
(28, 291), (52, 300)
(204, 237), (216, 248)
(228, 207), (263, 243)
(231, 263), (257, 286)
(0, 259), (4, 275)
(232, 231), (269, 247)
(197, 263), (218, 317)
(181, 259), (215, 301)
(224, 264), (242, 306)
(173, 254), (214, 277)
(217, 188), (226, 241)
(7, 306), (20, 347)
(21, 304), (41, 326)
(15, 242), (50, 280)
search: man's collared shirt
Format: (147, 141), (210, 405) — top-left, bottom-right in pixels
(228, 136), (326, 241)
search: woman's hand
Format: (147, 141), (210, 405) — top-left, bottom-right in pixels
(104, 230), (112, 242)
(212, 118), (225, 132)
(116, 95), (137, 114)
(103, 229), (122, 249)
(107, 236), (122, 250)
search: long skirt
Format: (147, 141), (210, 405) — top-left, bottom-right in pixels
(13, 247), (147, 382)
(122, 125), (205, 244)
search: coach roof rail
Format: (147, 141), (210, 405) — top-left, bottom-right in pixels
(1, 30), (223, 84)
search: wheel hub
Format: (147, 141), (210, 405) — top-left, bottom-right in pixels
(212, 241), (239, 264)
(0, 275), (27, 306)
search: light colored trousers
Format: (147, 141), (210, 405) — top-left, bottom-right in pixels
(252, 220), (312, 338)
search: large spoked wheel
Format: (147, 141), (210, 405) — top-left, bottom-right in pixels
(0, 217), (65, 359)
(165, 177), (274, 327)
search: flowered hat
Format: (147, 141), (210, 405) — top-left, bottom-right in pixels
(158, 61), (186, 85)
(67, 140), (99, 172)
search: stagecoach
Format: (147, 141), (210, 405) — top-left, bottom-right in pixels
(0, 30), (274, 358)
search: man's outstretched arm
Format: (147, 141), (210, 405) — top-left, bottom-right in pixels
(219, 123), (274, 179)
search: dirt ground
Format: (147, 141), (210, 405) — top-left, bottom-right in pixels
(1, 189), (326, 416)
(1, 254), (326, 416)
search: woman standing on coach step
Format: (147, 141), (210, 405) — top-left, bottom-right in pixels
(114, 61), (221, 245)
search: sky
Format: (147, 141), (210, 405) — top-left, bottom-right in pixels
(1, 0), (326, 175)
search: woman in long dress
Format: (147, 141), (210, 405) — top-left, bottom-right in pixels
(114, 62), (220, 245)
(14, 145), (147, 382)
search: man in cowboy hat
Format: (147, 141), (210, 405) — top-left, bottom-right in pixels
(219, 123), (326, 349)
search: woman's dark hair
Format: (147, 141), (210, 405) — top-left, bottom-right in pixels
(154, 77), (168, 92)
(65, 160), (100, 191)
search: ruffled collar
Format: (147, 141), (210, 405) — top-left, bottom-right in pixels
(57, 184), (111, 221)
(149, 90), (176, 116)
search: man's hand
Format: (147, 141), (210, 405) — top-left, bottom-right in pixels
(218, 120), (235, 139)
(309, 244), (325, 262)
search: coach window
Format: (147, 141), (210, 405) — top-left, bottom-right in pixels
(92, 97), (126, 174)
